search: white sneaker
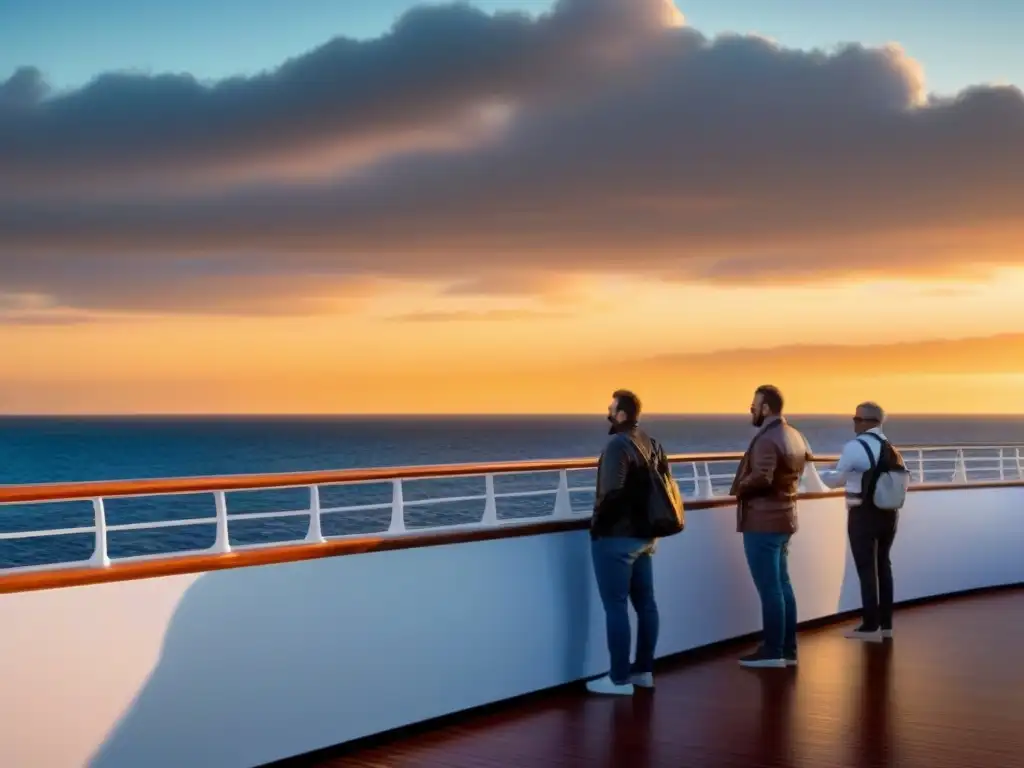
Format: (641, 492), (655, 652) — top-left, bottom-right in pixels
(881, 628), (893, 639)
(630, 672), (654, 688)
(844, 627), (884, 643)
(585, 674), (634, 696)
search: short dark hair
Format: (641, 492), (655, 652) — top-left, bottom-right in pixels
(612, 389), (642, 421)
(755, 385), (784, 415)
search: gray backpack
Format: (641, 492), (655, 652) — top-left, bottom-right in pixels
(858, 433), (910, 511)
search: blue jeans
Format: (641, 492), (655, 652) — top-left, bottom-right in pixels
(591, 537), (658, 684)
(742, 532), (797, 658)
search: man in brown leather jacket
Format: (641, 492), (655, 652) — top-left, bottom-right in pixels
(729, 384), (810, 668)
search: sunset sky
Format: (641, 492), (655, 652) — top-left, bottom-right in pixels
(2, 0), (1024, 414)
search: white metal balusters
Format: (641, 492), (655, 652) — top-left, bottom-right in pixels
(388, 479), (405, 534)
(952, 449), (968, 483)
(800, 462), (827, 493)
(212, 491), (231, 554)
(305, 486), (326, 544)
(552, 470), (572, 518)
(481, 475), (499, 526)
(2, 445), (1023, 576)
(89, 498), (111, 567)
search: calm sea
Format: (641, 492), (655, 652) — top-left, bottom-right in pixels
(2, 415), (1022, 569)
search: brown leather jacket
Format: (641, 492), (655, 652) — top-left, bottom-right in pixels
(730, 417), (810, 534)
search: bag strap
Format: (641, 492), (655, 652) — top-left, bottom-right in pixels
(627, 434), (658, 471)
(856, 437), (878, 471)
(650, 438), (669, 474)
(856, 435), (889, 503)
(860, 432), (895, 473)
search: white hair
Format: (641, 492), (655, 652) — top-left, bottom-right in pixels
(856, 401), (885, 423)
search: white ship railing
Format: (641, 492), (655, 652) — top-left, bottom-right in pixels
(0, 444), (1021, 584)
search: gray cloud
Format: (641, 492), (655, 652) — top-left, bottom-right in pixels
(642, 332), (1024, 376)
(388, 308), (567, 322)
(0, 0), (670, 196)
(1, 0), (1023, 317)
(0, 313), (92, 326)
(0, 291), (93, 325)
(0, 67), (49, 109)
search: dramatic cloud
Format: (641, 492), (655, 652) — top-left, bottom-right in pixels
(644, 333), (1024, 377)
(2, 0), (1023, 315)
(0, 0), (675, 195)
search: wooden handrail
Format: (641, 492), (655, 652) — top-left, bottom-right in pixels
(0, 452), (839, 505)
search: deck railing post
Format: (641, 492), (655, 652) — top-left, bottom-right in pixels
(1016, 447), (1023, 480)
(89, 497), (111, 567)
(916, 449), (925, 483)
(212, 491), (232, 553)
(481, 474), (499, 525)
(998, 447), (1005, 481)
(551, 470), (572, 518)
(697, 462), (714, 498)
(801, 462), (827, 493)
(952, 449), (968, 484)
(305, 485), (326, 543)
(388, 479), (406, 533)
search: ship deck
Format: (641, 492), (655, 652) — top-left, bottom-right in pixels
(302, 588), (1024, 768)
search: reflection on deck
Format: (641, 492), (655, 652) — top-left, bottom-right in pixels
(309, 589), (1024, 768)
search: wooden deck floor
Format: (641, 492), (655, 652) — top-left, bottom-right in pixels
(309, 588), (1024, 768)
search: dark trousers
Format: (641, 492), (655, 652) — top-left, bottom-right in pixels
(848, 504), (899, 631)
(591, 537), (659, 684)
(742, 532), (798, 658)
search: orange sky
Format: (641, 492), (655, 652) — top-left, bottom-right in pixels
(3, 272), (1024, 415)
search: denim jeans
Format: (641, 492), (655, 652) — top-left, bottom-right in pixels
(591, 537), (658, 684)
(742, 532), (797, 658)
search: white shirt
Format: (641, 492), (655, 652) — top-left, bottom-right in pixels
(819, 427), (886, 506)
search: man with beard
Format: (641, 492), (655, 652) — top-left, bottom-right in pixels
(585, 389), (662, 695)
(730, 385), (811, 668)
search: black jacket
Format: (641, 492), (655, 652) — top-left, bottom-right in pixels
(591, 423), (658, 539)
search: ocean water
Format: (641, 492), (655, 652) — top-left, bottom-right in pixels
(1, 414), (1022, 570)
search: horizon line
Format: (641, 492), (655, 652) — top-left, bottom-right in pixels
(1, 412), (1021, 419)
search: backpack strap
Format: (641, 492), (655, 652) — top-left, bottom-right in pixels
(856, 437), (878, 471)
(854, 434), (888, 506)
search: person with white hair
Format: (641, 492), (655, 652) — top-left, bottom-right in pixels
(819, 402), (910, 642)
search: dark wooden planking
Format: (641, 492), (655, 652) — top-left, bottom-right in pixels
(304, 589), (1024, 768)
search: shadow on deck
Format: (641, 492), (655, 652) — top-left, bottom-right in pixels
(299, 589), (1024, 767)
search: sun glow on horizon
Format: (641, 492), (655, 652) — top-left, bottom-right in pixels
(2, 271), (1024, 415)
